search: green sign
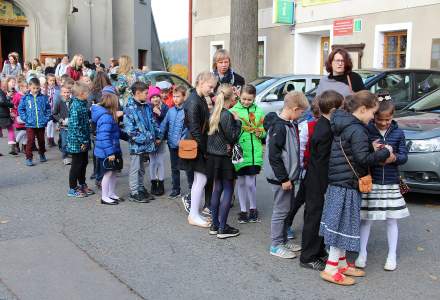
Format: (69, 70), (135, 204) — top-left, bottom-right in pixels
(273, 0), (295, 24)
(354, 19), (362, 32)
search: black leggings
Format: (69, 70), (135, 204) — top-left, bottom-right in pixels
(210, 179), (234, 230)
(69, 152), (89, 189)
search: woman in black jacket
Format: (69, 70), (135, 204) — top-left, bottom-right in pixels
(319, 91), (391, 286)
(211, 49), (245, 93)
(206, 84), (241, 239)
(181, 71), (217, 228)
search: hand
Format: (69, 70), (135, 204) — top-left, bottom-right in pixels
(231, 111), (239, 120)
(6, 91), (13, 97)
(116, 111), (124, 118)
(155, 139), (161, 145)
(80, 144), (88, 152)
(384, 153), (397, 164)
(372, 139), (383, 151)
(10, 112), (16, 118)
(282, 181), (293, 191)
(153, 107), (161, 115)
(108, 155), (115, 161)
(384, 145), (394, 154)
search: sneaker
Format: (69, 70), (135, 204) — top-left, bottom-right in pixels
(300, 259), (326, 271)
(355, 255), (367, 269)
(209, 224), (218, 235)
(384, 257), (397, 271)
(139, 190), (155, 201)
(248, 209), (261, 223)
(287, 227), (295, 239)
(25, 159), (34, 167)
(80, 184), (95, 196)
(39, 154), (47, 162)
(129, 193), (149, 203)
(283, 241), (302, 252)
(67, 188), (86, 198)
(270, 245), (297, 259)
(238, 212), (249, 224)
(168, 189), (181, 199)
(217, 225), (240, 239)
(63, 158), (71, 165)
(181, 194), (191, 214)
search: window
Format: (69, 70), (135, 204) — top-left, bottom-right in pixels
(258, 41), (265, 78)
(431, 39), (440, 69)
(210, 41), (224, 71)
(311, 79), (321, 90)
(370, 72), (410, 109)
(263, 79), (306, 102)
(415, 72), (440, 99)
(383, 31), (407, 68)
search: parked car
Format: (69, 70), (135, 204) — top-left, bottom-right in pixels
(306, 69), (440, 110)
(143, 71), (192, 90)
(395, 88), (440, 194)
(250, 74), (322, 114)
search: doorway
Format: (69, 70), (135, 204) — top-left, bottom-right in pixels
(0, 26), (24, 69)
(320, 36), (330, 75)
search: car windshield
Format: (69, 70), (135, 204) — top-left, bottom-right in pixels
(250, 77), (278, 94)
(406, 88), (440, 112)
(357, 71), (380, 83)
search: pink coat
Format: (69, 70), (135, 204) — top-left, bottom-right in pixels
(11, 92), (26, 129)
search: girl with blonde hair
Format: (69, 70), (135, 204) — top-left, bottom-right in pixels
(116, 55), (143, 107)
(67, 54), (84, 81)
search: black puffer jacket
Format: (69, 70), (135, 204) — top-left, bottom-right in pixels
(328, 109), (390, 189)
(0, 90), (13, 128)
(207, 109), (242, 156)
(183, 89), (210, 154)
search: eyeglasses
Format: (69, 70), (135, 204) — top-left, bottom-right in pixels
(333, 59), (345, 65)
(378, 95), (392, 102)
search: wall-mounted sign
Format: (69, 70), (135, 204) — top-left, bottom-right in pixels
(273, 0), (295, 24)
(333, 19), (353, 36)
(302, 0), (340, 7)
(354, 19), (362, 33)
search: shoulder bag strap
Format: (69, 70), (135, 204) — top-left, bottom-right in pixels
(339, 137), (359, 179)
(347, 74), (353, 93)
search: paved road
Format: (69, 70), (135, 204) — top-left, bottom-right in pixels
(0, 139), (439, 299)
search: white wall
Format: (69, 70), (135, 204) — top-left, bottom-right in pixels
(294, 34), (321, 74)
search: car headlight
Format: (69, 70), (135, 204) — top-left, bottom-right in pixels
(407, 137), (440, 153)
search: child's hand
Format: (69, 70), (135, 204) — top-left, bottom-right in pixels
(80, 144), (88, 152)
(372, 139), (383, 151)
(155, 139), (161, 145)
(108, 155), (115, 161)
(282, 181), (293, 191)
(384, 145), (393, 154)
(384, 153), (397, 164)
(153, 107), (161, 116)
(231, 111), (239, 120)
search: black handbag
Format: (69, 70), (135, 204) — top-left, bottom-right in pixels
(103, 153), (123, 171)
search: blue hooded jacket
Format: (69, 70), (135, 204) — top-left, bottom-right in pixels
(160, 105), (187, 149)
(367, 120), (408, 185)
(91, 105), (121, 158)
(18, 92), (51, 128)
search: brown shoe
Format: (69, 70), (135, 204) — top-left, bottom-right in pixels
(339, 265), (366, 277)
(320, 271), (356, 286)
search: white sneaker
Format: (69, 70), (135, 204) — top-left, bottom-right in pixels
(270, 245), (297, 259)
(63, 158), (71, 165)
(355, 255), (367, 269)
(284, 241), (302, 252)
(384, 257), (397, 271)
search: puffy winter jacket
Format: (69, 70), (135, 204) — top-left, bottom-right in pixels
(123, 97), (160, 154)
(11, 92), (25, 129)
(18, 92), (51, 128)
(230, 101), (266, 171)
(160, 105), (187, 149)
(91, 105), (121, 158)
(67, 98), (90, 153)
(183, 89), (210, 155)
(66, 66), (82, 81)
(367, 120), (408, 185)
(207, 109), (242, 156)
(0, 90), (13, 128)
(263, 112), (300, 185)
(328, 109), (390, 189)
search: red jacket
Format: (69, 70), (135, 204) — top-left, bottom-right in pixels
(66, 66), (82, 81)
(11, 92), (26, 129)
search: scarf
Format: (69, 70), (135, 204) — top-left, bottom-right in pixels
(213, 68), (235, 86)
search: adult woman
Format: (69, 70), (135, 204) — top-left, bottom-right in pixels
(66, 54), (84, 81)
(316, 48), (366, 97)
(55, 56), (69, 77)
(180, 71), (217, 228)
(116, 55), (141, 107)
(1, 53), (22, 77)
(212, 49), (245, 93)
(31, 58), (43, 72)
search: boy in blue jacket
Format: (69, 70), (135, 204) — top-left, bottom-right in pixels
(160, 85), (194, 199)
(18, 77), (51, 166)
(123, 81), (160, 203)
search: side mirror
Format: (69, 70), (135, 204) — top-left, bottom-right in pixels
(264, 94), (278, 102)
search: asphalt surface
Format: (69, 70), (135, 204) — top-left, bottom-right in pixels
(0, 139), (439, 299)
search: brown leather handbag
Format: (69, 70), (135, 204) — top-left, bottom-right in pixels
(339, 138), (373, 193)
(178, 139), (198, 159)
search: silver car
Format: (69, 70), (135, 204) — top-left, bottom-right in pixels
(250, 75), (322, 115)
(396, 88), (440, 194)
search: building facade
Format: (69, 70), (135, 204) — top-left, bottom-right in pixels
(191, 0), (440, 82)
(0, 0), (164, 70)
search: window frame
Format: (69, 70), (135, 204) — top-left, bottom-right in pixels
(383, 31), (407, 68)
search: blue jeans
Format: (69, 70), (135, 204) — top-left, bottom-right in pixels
(59, 128), (68, 159)
(169, 147), (194, 192)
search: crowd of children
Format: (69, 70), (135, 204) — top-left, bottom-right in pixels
(0, 49), (411, 286)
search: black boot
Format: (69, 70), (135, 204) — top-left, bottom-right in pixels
(157, 180), (165, 196)
(15, 142), (20, 153)
(9, 144), (18, 155)
(151, 180), (158, 195)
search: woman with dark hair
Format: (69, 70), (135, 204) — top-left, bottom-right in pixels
(89, 71), (112, 106)
(2, 52), (22, 77)
(316, 48), (366, 97)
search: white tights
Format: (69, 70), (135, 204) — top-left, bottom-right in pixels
(149, 151), (165, 180)
(237, 175), (257, 212)
(189, 172), (207, 221)
(101, 171), (118, 202)
(46, 120), (55, 138)
(359, 219), (398, 260)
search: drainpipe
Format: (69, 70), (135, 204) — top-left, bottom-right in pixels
(188, 0), (192, 84)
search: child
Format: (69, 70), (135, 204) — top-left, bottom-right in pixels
(123, 81), (159, 203)
(263, 91), (309, 259)
(92, 93), (123, 205)
(157, 81), (174, 108)
(160, 85), (194, 199)
(299, 90), (344, 271)
(12, 79), (28, 153)
(53, 82), (73, 165)
(46, 73), (60, 147)
(148, 86), (168, 196)
(230, 84), (265, 223)
(319, 91), (392, 286)
(356, 95), (409, 271)
(18, 77), (51, 166)
(206, 84), (241, 239)
(2, 77), (17, 155)
(67, 81), (94, 197)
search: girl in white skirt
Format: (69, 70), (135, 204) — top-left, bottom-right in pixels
(356, 95), (409, 271)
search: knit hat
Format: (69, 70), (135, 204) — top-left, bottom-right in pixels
(102, 85), (117, 95)
(148, 86), (161, 100)
(156, 81), (172, 91)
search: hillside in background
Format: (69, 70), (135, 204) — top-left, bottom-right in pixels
(161, 39), (188, 66)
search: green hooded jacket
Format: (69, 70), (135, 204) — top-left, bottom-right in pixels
(230, 101), (266, 171)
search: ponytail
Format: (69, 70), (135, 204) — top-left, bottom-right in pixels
(208, 84), (234, 135)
